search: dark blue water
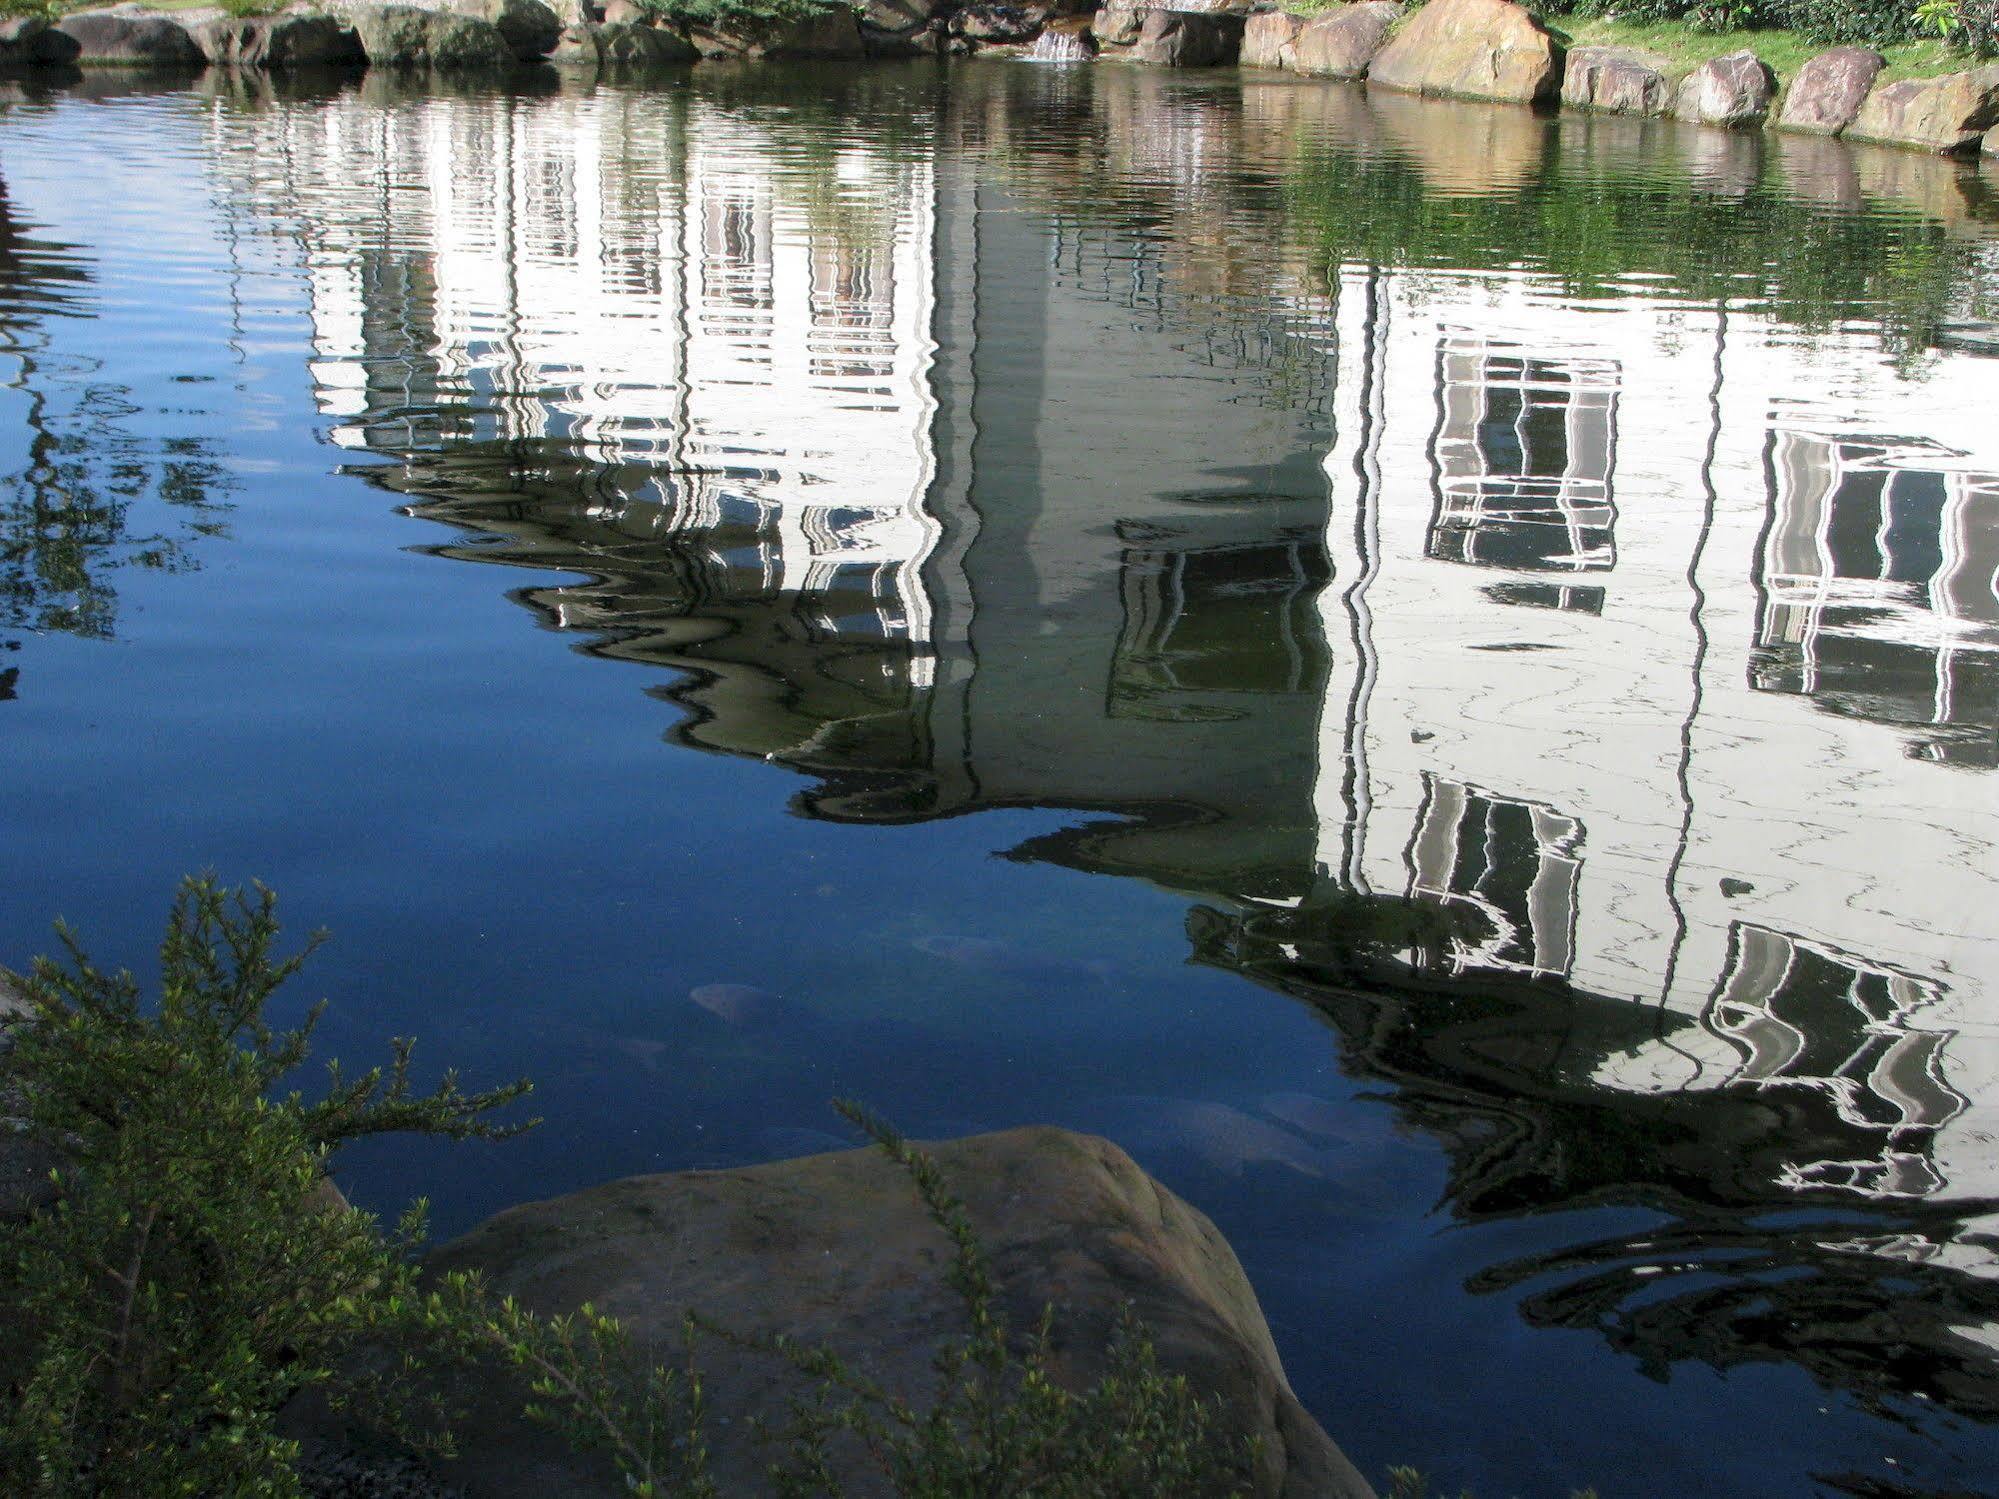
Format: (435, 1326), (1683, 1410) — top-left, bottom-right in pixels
(4, 62), (1999, 1496)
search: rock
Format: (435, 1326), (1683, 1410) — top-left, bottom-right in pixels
(598, 0), (644, 23)
(194, 14), (366, 70)
(559, 17), (695, 63)
(546, 18), (599, 60)
(449, 0), (562, 58)
(1131, 7), (1241, 65)
(688, 980), (805, 1027)
(1091, 0), (1146, 47)
(0, 15), (82, 68)
(351, 5), (516, 67)
(858, 0), (934, 50)
(953, 1), (1041, 42)
(1846, 65), (1999, 154)
(687, 5), (863, 56)
(416, 1128), (1374, 1498)
(1560, 45), (1669, 117)
(1776, 45), (1885, 136)
(1673, 49), (1775, 128)
(1288, 0), (1396, 80)
(56, 8), (206, 68)
(1366, 0), (1561, 105)
(1239, 9), (1300, 69)
(1989, 128), (1998, 156)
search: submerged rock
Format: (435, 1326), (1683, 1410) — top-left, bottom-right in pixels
(1847, 64), (1999, 154)
(57, 8), (206, 68)
(194, 14), (366, 70)
(1288, 0), (1397, 80)
(1674, 48), (1775, 128)
(687, 980), (811, 1029)
(1777, 45), (1885, 136)
(1367, 0), (1562, 105)
(1561, 45), (1669, 118)
(415, 1127), (1374, 1497)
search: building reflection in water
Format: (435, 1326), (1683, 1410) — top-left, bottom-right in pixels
(212, 69), (1999, 1420)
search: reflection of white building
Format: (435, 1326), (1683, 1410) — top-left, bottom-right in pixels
(216, 91), (945, 659)
(1315, 268), (1999, 1206)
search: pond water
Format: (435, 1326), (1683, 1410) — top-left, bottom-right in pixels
(4, 58), (1999, 1497)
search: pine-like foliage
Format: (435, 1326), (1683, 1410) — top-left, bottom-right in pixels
(0, 877), (533, 1497)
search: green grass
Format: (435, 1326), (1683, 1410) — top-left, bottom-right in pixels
(1554, 15), (1972, 80)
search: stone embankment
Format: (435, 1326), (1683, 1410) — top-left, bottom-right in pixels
(1156, 0), (1999, 157)
(2, 0), (1994, 162)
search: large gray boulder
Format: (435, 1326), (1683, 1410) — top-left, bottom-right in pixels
(1847, 65), (1999, 154)
(351, 5), (516, 67)
(0, 15), (82, 68)
(1674, 48), (1775, 128)
(194, 14), (366, 69)
(1367, 0), (1561, 105)
(1561, 45), (1669, 117)
(1776, 45), (1885, 136)
(56, 7), (206, 67)
(408, 1128), (1373, 1498)
(858, 0), (940, 54)
(450, 0), (563, 57)
(1288, 0), (1396, 79)
(1239, 8), (1301, 68)
(1131, 7), (1242, 65)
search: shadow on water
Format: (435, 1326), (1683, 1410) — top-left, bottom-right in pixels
(44, 55), (1999, 1485)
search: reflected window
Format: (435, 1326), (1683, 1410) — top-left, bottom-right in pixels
(1110, 534), (1329, 716)
(1405, 776), (1582, 978)
(1706, 922), (1963, 1195)
(1754, 433), (1999, 763)
(1428, 339), (1618, 574)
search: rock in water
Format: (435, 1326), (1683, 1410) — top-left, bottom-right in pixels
(1777, 46), (1885, 136)
(57, 8), (206, 67)
(1367, 0), (1562, 105)
(1131, 8), (1241, 65)
(350, 5), (516, 67)
(414, 1128), (1375, 1497)
(194, 15), (366, 70)
(0, 15), (81, 68)
(448, 0), (562, 59)
(1674, 49), (1775, 129)
(1287, 1), (1397, 79)
(1847, 65), (1999, 154)
(1561, 46), (1669, 118)
(1239, 8), (1301, 69)
(687, 981), (806, 1029)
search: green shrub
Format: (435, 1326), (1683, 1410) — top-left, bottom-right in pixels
(0, 879), (534, 1497)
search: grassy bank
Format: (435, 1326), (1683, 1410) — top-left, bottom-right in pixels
(1553, 14), (1973, 80)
